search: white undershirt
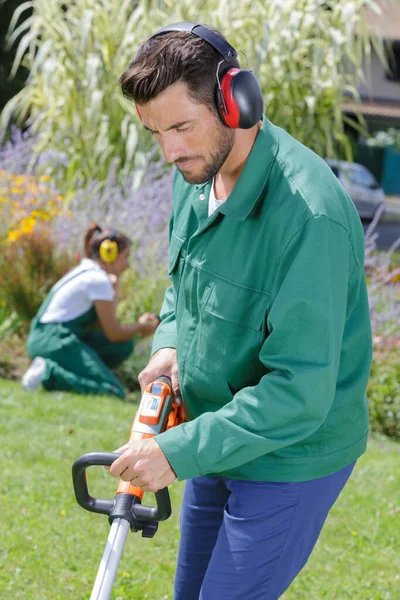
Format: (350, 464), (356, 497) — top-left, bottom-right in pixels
(40, 258), (114, 323)
(208, 178), (226, 216)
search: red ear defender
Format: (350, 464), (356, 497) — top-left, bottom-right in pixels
(218, 68), (264, 129)
(146, 23), (264, 129)
(219, 69), (241, 128)
(136, 105), (142, 121)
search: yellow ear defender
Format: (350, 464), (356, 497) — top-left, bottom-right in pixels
(99, 230), (119, 263)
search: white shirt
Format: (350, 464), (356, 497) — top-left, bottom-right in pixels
(40, 258), (114, 323)
(208, 178), (226, 216)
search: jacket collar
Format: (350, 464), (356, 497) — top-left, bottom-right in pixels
(194, 115), (279, 222)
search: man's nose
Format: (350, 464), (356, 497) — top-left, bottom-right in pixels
(160, 134), (183, 164)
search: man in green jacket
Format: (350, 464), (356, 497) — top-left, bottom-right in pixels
(110, 23), (373, 599)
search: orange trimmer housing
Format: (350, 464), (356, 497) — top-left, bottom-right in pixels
(116, 376), (184, 501)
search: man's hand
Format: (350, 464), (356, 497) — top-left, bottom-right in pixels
(109, 438), (177, 492)
(138, 347), (181, 405)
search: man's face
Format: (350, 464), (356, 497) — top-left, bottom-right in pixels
(137, 81), (235, 184)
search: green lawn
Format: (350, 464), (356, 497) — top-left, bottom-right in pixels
(0, 379), (399, 599)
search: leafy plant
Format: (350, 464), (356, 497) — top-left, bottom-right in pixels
(0, 227), (73, 325)
(363, 206), (400, 440)
(368, 345), (400, 439)
(1, 0), (385, 193)
(0, 301), (23, 340)
(366, 127), (400, 148)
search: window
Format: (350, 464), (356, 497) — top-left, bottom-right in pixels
(385, 41), (400, 82)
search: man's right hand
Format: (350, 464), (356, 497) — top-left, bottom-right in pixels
(138, 347), (182, 405)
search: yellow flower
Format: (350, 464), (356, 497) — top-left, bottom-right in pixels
(31, 209), (50, 221)
(39, 175), (51, 182)
(7, 230), (21, 242)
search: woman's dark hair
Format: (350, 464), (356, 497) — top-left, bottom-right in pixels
(119, 27), (240, 116)
(84, 224), (132, 260)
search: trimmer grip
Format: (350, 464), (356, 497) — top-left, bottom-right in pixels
(72, 452), (119, 515)
(72, 376), (181, 529)
(72, 452), (172, 522)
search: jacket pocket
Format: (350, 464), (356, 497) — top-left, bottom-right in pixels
(195, 277), (268, 390)
(200, 279), (266, 331)
(168, 233), (185, 275)
(168, 233), (186, 307)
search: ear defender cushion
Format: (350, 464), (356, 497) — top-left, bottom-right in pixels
(219, 69), (264, 129)
(99, 238), (119, 263)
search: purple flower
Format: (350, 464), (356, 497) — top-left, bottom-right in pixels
(53, 157), (173, 274)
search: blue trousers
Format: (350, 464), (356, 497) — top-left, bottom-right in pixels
(174, 462), (355, 599)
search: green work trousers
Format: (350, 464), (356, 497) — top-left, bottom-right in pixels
(27, 322), (133, 399)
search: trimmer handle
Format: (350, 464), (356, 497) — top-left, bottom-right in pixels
(72, 452), (172, 523)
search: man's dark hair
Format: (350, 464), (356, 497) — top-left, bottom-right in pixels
(119, 27), (240, 115)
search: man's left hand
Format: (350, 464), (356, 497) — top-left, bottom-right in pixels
(109, 438), (177, 492)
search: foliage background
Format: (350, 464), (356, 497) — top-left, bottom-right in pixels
(0, 0), (30, 115)
(0, 0), (386, 195)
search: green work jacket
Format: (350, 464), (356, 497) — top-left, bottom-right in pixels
(152, 115), (373, 482)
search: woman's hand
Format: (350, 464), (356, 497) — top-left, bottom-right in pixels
(108, 273), (119, 290)
(137, 312), (160, 337)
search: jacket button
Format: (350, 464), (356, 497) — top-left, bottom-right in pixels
(199, 194), (205, 200)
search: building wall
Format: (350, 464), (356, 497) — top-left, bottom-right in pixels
(358, 48), (400, 103)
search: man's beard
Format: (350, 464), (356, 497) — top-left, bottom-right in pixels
(177, 122), (235, 185)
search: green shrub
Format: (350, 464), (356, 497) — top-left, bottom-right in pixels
(0, 300), (23, 340)
(114, 262), (169, 391)
(368, 344), (400, 440)
(115, 339), (152, 392)
(0, 227), (74, 326)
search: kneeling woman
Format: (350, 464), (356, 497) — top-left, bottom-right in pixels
(22, 224), (159, 398)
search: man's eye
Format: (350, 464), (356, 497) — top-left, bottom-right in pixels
(176, 127), (189, 133)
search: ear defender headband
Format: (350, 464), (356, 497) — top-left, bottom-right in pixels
(99, 230), (119, 263)
(142, 22), (264, 129)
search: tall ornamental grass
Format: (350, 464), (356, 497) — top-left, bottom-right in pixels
(1, 0), (385, 193)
